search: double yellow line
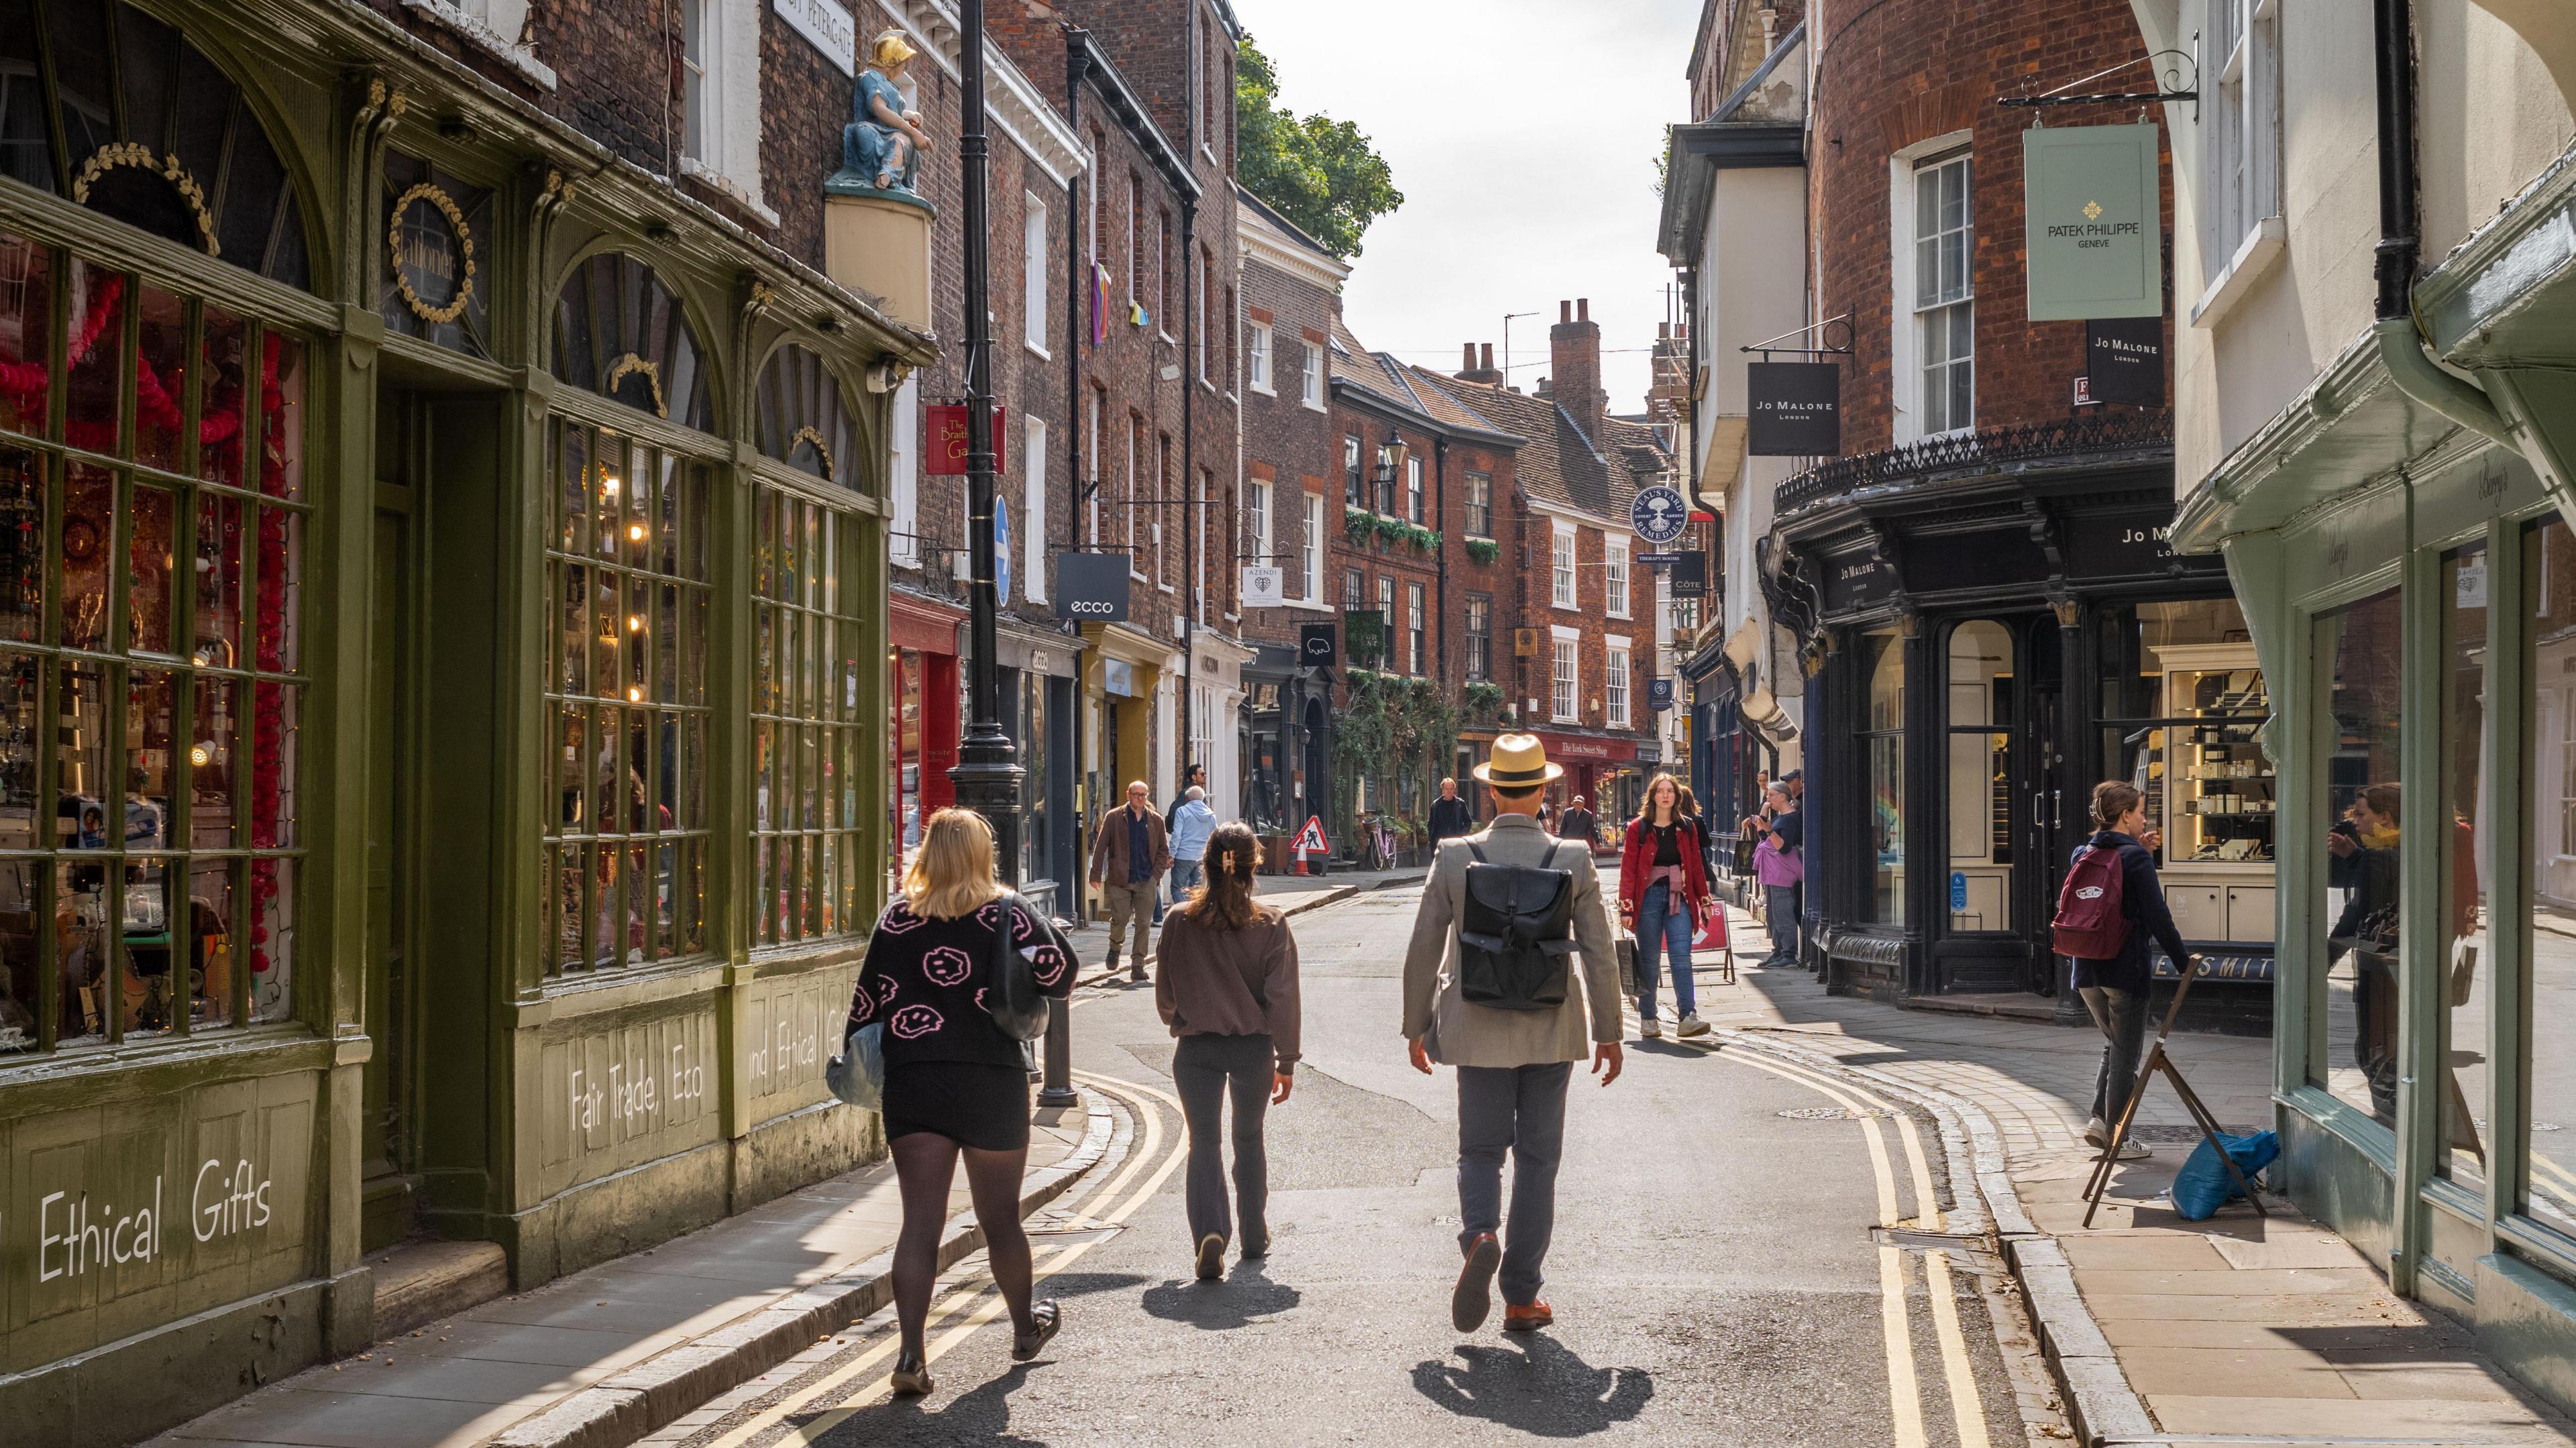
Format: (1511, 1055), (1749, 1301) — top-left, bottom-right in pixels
(1631, 1007), (1992, 1448)
(697, 1070), (1187, 1448)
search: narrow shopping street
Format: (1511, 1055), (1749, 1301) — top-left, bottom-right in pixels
(637, 885), (2042, 1448)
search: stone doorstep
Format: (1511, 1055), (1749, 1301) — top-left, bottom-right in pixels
(1907, 992), (2067, 1025)
(483, 1097), (1115, 1448)
(372, 1239), (513, 1341)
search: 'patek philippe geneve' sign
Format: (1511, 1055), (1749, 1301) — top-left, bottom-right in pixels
(1054, 551), (1131, 623)
(775, 0), (858, 75)
(1747, 362), (1841, 456)
(2023, 123), (2163, 321)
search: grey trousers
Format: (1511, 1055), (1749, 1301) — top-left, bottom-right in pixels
(1174, 1032), (1273, 1250)
(1456, 1060), (1574, 1308)
(1764, 883), (1801, 961)
(2080, 985), (2150, 1125)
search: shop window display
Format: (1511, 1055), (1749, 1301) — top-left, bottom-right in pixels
(1945, 620), (2014, 933)
(749, 484), (864, 947)
(1860, 627), (1906, 926)
(2440, 542), (2491, 1189)
(544, 421), (712, 971)
(0, 231), (305, 1055)
(2523, 517), (2576, 1238)
(2314, 585), (2404, 1124)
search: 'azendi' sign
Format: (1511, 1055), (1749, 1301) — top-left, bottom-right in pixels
(2022, 123), (2163, 322)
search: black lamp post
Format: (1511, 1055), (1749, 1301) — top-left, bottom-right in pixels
(949, 5), (1024, 893)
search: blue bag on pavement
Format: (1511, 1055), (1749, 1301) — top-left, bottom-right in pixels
(2169, 1129), (2279, 1220)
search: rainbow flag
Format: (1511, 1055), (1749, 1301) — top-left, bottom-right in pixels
(1089, 261), (1111, 346)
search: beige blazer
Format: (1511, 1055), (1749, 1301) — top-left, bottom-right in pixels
(1401, 813), (1621, 1067)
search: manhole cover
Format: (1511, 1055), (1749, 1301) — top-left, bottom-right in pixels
(1777, 1105), (1899, 1121)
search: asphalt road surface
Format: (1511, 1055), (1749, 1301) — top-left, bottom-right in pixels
(648, 883), (2055, 1447)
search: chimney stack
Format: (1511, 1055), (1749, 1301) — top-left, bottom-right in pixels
(1456, 341), (1503, 386)
(1550, 297), (1607, 442)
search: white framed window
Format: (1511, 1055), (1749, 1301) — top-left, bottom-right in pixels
(1406, 456), (1424, 524)
(1605, 538), (1630, 618)
(1086, 387), (1103, 544)
(675, 0), (763, 209)
(1464, 594), (1492, 679)
(1302, 492), (1325, 600)
(1344, 433), (1364, 508)
(891, 373), (920, 566)
(1464, 471), (1493, 539)
(680, 0), (711, 164)
(1551, 521), (1577, 610)
(1606, 640), (1631, 729)
(1023, 417), (1049, 603)
(1378, 577), (1396, 665)
(2199, 0), (2282, 303)
(2559, 689), (2576, 857)
(1911, 148), (1974, 438)
(1551, 630), (1580, 723)
(1301, 342), (1326, 410)
(1248, 320), (1273, 393)
(1248, 478), (1273, 565)
(1023, 194), (1050, 357)
(1408, 582), (1426, 675)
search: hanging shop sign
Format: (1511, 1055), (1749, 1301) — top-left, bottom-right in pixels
(775, 0), (857, 74)
(2085, 317), (2165, 406)
(1343, 609), (1385, 665)
(924, 404), (1008, 476)
(2022, 123), (2163, 321)
(1668, 550), (1708, 598)
(1299, 622), (1337, 669)
(1747, 362), (1841, 455)
(1242, 566), (1287, 608)
(1055, 550), (1131, 622)
(1648, 677), (1676, 712)
(1631, 485), (1689, 545)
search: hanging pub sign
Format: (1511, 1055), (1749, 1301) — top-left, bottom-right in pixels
(1054, 551), (1131, 622)
(1299, 622), (1337, 669)
(2023, 123), (2163, 321)
(925, 404), (1008, 476)
(1668, 550), (1708, 598)
(2085, 317), (2165, 406)
(1747, 362), (1841, 455)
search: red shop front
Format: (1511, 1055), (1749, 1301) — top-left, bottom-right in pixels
(1529, 729), (1637, 822)
(888, 591), (963, 882)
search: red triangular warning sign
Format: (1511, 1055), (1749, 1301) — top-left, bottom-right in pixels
(1292, 816), (1330, 854)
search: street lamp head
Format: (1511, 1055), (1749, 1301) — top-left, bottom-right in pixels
(1376, 429), (1409, 484)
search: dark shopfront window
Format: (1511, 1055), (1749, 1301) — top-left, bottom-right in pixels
(0, 233), (307, 1055)
(1859, 627), (1905, 926)
(1945, 620), (2013, 934)
(2442, 540), (2492, 1193)
(545, 421), (714, 972)
(2522, 516), (2576, 1239)
(2313, 584), (2405, 1124)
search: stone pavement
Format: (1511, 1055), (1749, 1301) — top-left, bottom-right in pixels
(1693, 903), (2576, 1447)
(148, 1101), (1113, 1448)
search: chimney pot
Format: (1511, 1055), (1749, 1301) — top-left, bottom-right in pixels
(1481, 342), (1495, 370)
(1578, 298), (1590, 321)
(1462, 342), (1477, 372)
(1558, 300), (1572, 324)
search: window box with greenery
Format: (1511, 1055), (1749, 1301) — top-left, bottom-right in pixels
(1463, 537), (1501, 565)
(1344, 506), (1375, 547)
(1404, 525), (1438, 554)
(1462, 681), (1505, 724)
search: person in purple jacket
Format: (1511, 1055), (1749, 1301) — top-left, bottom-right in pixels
(2066, 781), (2203, 1160)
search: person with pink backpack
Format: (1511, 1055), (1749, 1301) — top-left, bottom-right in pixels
(2054, 781), (2201, 1160)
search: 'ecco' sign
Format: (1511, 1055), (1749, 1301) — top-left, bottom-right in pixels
(1053, 551), (1132, 623)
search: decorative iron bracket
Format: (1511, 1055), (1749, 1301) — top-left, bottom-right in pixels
(1997, 50), (2198, 121)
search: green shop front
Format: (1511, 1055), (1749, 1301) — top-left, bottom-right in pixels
(0, 4), (918, 1441)
(2174, 143), (2576, 1412)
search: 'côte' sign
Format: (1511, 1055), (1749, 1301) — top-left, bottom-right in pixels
(925, 404), (1008, 476)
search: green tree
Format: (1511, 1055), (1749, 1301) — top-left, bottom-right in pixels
(1235, 36), (1403, 258)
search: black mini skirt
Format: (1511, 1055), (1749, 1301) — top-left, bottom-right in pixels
(881, 1060), (1033, 1152)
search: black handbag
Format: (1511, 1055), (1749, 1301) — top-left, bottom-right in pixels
(986, 891), (1051, 1041)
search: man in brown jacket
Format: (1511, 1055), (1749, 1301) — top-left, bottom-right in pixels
(1088, 779), (1171, 982)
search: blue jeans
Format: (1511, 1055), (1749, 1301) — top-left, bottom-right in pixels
(1763, 883), (1801, 963)
(1633, 880), (1696, 1022)
(2080, 985), (2149, 1125)
(1456, 1060), (1572, 1308)
(1169, 858), (1203, 906)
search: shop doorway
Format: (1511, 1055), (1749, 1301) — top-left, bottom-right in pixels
(1937, 615), (2063, 994)
(366, 383), (503, 1247)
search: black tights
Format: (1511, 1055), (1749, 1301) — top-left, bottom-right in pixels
(890, 1132), (1035, 1359)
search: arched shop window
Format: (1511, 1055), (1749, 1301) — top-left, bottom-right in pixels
(551, 253), (714, 433)
(754, 343), (858, 486)
(0, 231), (309, 1055)
(0, 0), (312, 290)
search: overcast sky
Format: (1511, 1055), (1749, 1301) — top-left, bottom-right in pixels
(1240, 0), (1699, 412)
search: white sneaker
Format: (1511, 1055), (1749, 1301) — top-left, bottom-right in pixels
(2110, 1137), (2152, 1161)
(2084, 1116), (2110, 1149)
(1676, 1015), (1710, 1038)
(1640, 1019), (1662, 1040)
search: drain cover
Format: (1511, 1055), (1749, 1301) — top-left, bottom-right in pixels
(1777, 1105), (1900, 1121)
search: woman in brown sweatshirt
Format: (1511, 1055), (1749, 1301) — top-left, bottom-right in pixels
(1155, 820), (1301, 1281)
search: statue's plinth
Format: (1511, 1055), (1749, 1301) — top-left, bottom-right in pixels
(824, 172), (935, 334)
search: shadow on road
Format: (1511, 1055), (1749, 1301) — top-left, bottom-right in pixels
(1410, 1335), (1655, 1437)
(1138, 1259), (1302, 1329)
(836, 1361), (1052, 1446)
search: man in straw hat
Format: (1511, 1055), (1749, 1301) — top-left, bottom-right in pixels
(1402, 733), (1622, 1335)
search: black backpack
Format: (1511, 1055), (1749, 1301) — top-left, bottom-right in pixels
(1456, 840), (1578, 1011)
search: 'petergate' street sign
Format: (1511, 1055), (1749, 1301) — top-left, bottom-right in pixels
(2023, 123), (2163, 321)
(1748, 361), (1840, 455)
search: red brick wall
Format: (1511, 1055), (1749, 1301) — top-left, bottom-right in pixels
(1238, 256), (1338, 647)
(1809, 0), (2171, 455)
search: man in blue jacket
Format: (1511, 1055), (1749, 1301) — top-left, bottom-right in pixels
(1168, 785), (1218, 906)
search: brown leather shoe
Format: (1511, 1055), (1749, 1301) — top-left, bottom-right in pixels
(1502, 1300), (1554, 1331)
(1452, 1233), (1501, 1331)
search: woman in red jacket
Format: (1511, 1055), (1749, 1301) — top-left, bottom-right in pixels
(1617, 773), (1715, 1039)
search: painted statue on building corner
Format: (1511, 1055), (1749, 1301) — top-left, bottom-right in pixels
(841, 31), (932, 196)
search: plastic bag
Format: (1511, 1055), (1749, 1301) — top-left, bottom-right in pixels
(2169, 1128), (2279, 1221)
(825, 1022), (885, 1111)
